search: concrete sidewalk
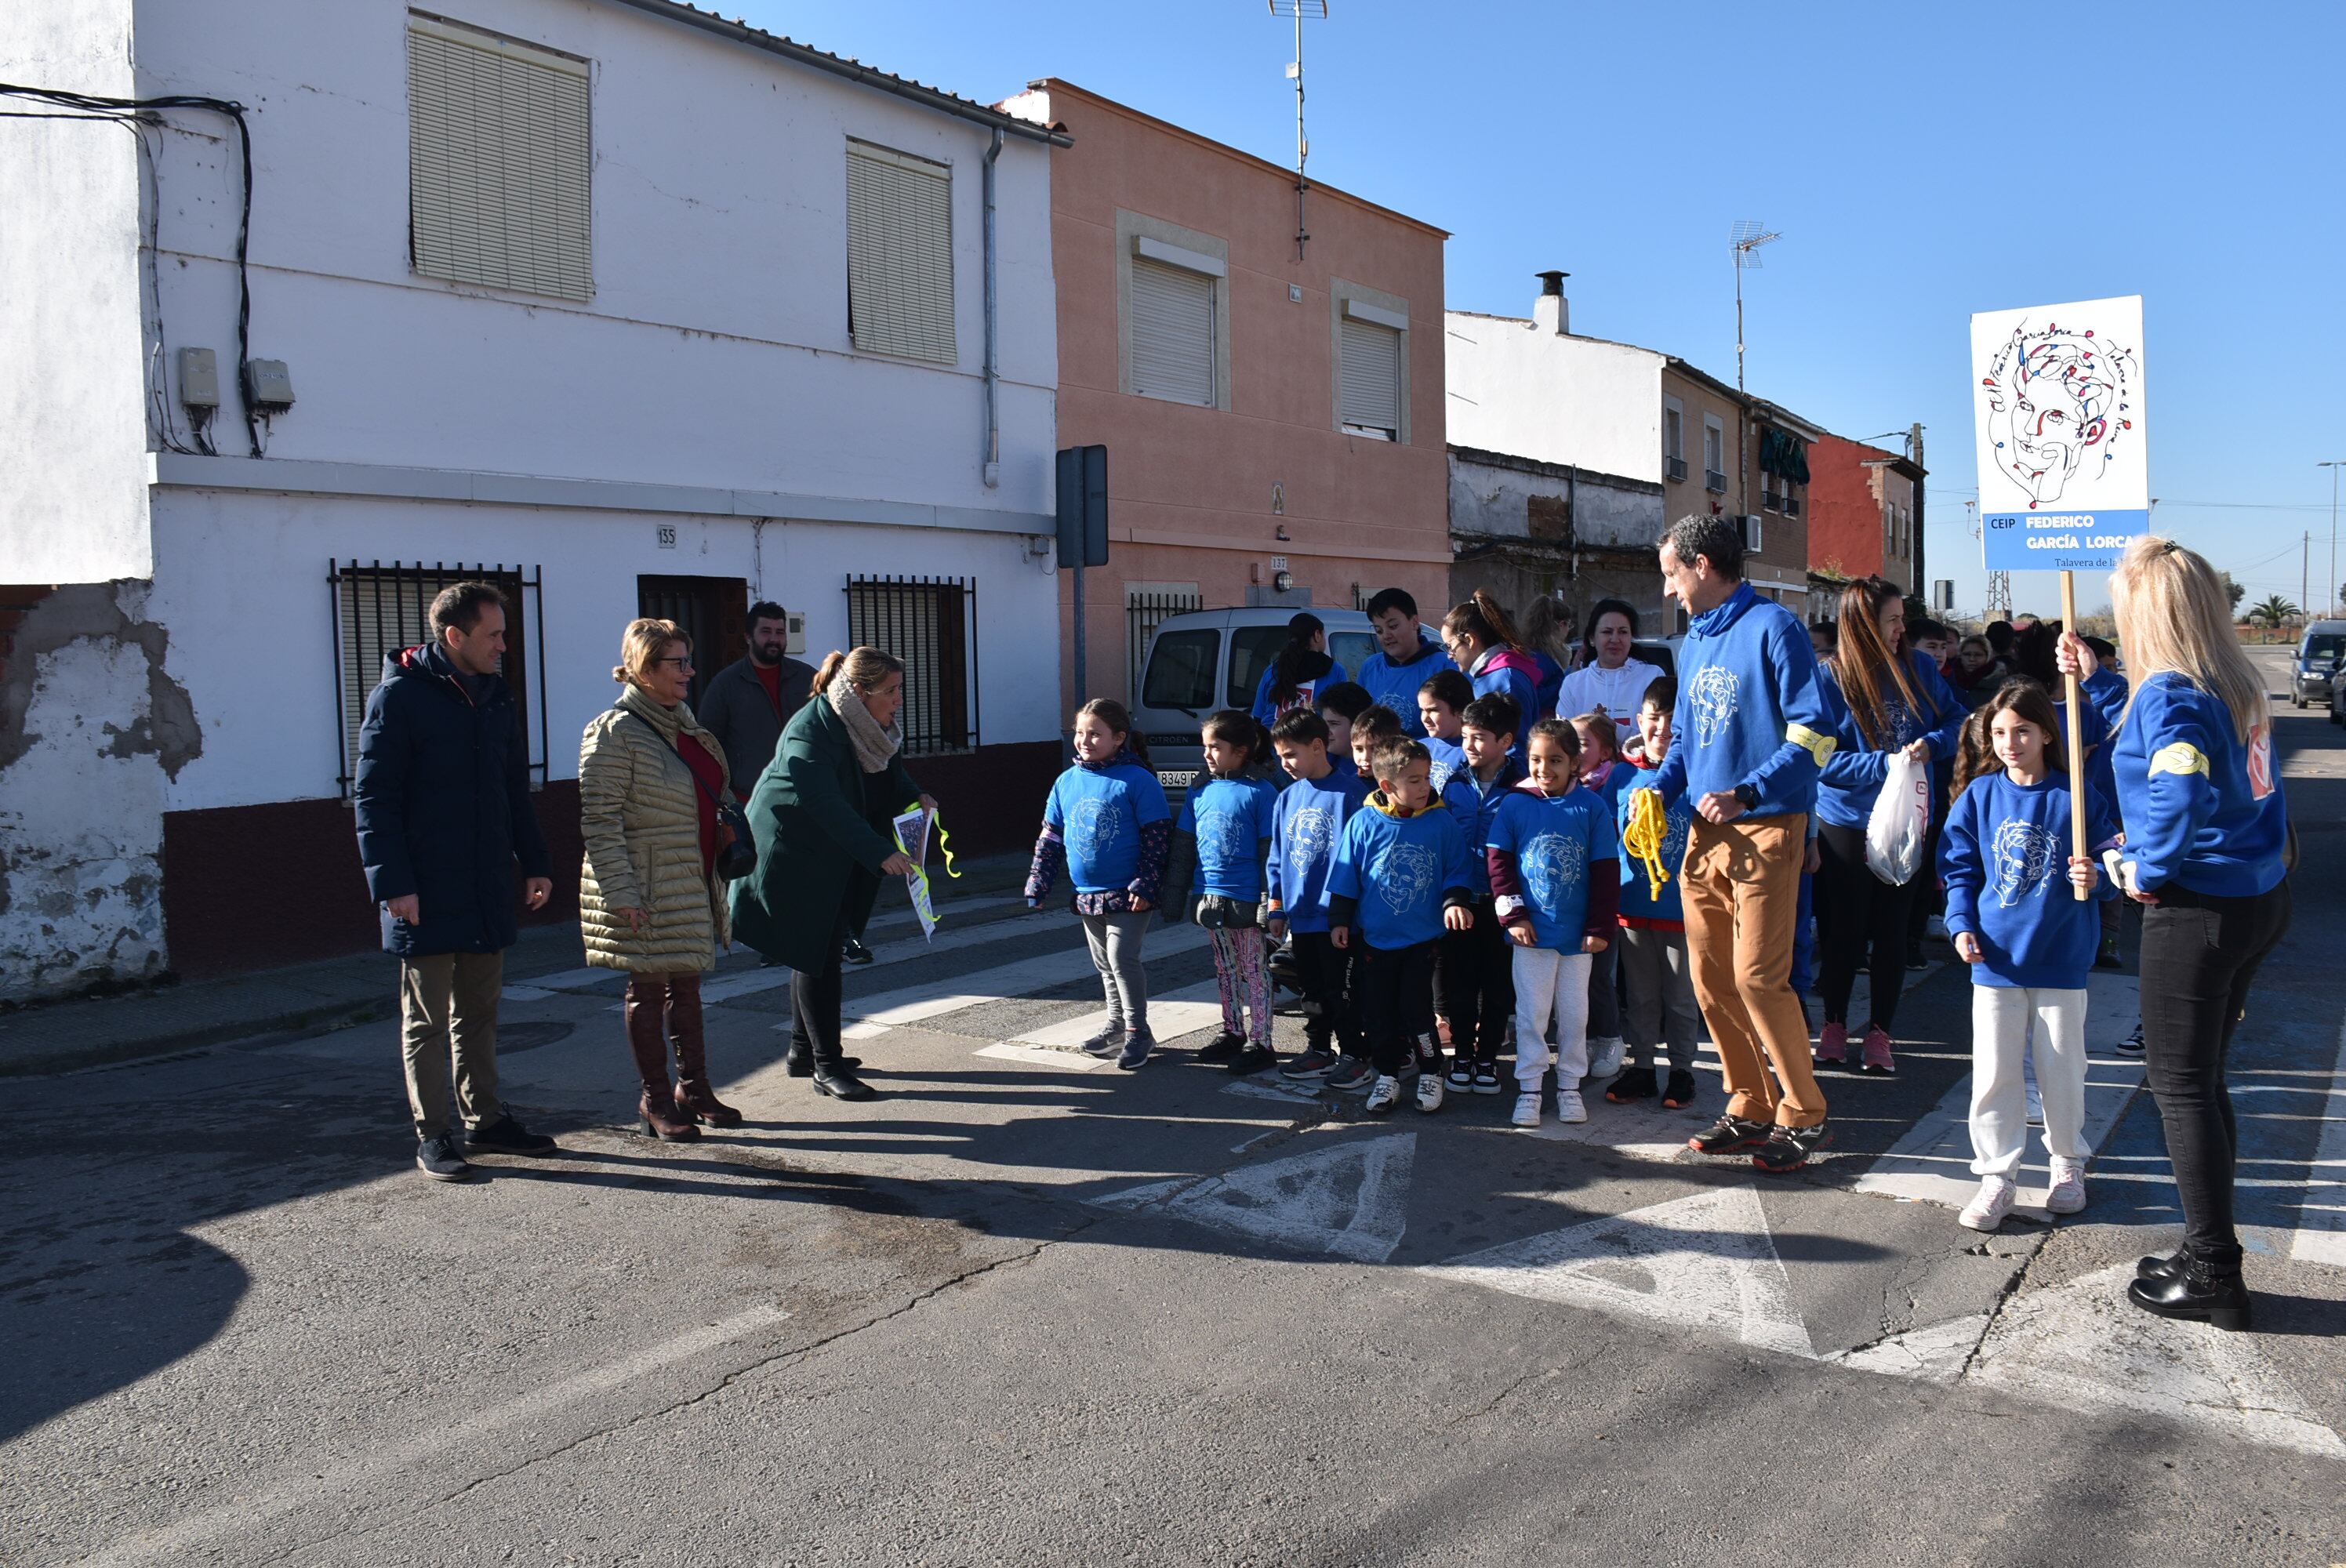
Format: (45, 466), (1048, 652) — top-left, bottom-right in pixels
(0, 851), (1032, 1077)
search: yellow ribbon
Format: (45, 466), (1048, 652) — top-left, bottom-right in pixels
(906, 803), (964, 878)
(1622, 789), (1673, 904)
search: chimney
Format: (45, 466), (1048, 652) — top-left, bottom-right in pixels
(1533, 270), (1570, 336)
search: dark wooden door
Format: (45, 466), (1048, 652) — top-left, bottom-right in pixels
(636, 575), (748, 710)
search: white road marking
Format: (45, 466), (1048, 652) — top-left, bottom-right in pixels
(1011, 978), (1225, 1049)
(1419, 1183), (1815, 1359)
(1222, 1077), (1325, 1105)
(2290, 1013), (2346, 1269)
(1091, 1131), (1417, 1263)
(974, 1041), (1109, 1072)
(1827, 1312), (1987, 1384)
(631, 906), (1069, 1010)
(85, 1304), (792, 1566)
(1854, 971), (2144, 1214)
(824, 924), (1215, 1040)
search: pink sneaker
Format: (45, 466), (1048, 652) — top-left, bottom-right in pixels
(1859, 1025), (1896, 1076)
(1814, 1021), (1848, 1069)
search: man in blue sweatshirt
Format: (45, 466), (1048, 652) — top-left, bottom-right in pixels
(1636, 515), (1839, 1173)
(1355, 587), (1457, 739)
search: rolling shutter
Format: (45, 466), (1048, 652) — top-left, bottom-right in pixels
(1129, 256), (1215, 406)
(847, 142), (957, 363)
(407, 18), (593, 302)
(1338, 316), (1401, 436)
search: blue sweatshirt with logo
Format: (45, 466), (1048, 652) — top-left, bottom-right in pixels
(1327, 793), (1477, 950)
(1044, 759), (1171, 894)
(1264, 766), (1371, 933)
(1647, 583), (1834, 818)
(1486, 782), (1621, 950)
(1424, 733), (1469, 794)
(2112, 674), (2290, 897)
(1814, 650), (1966, 829)
(1354, 631), (1456, 739)
(1175, 775), (1280, 901)
(1617, 753), (1692, 927)
(1940, 771), (2118, 988)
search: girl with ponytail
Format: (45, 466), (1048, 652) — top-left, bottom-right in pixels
(1441, 590), (1541, 751)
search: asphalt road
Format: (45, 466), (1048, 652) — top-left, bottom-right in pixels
(5, 645), (2342, 1566)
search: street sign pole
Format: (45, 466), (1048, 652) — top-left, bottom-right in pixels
(2059, 571), (2088, 901)
(1056, 445), (1110, 724)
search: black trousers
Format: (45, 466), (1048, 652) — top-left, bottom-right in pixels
(1814, 821), (1922, 1031)
(789, 912), (852, 1069)
(1358, 939), (1438, 1074)
(2139, 880), (2292, 1270)
(1436, 901), (1514, 1062)
(1289, 929), (1362, 1055)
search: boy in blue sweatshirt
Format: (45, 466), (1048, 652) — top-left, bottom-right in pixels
(1607, 680), (1703, 1110)
(1356, 587), (1457, 739)
(1638, 517), (1838, 1173)
(1266, 710), (1373, 1083)
(1436, 692), (1523, 1097)
(1327, 735), (1477, 1116)
(1416, 668), (1475, 793)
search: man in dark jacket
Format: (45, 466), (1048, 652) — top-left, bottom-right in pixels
(699, 601), (815, 804)
(354, 582), (559, 1181)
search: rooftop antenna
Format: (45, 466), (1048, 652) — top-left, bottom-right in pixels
(1729, 219), (1780, 393)
(1269, 1), (1328, 261)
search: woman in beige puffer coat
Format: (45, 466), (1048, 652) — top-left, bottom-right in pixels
(579, 618), (738, 1142)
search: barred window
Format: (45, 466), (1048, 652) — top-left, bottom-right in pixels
(845, 575), (979, 754)
(331, 561), (545, 795)
(1124, 586), (1201, 708)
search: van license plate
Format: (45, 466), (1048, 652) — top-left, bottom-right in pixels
(1157, 770), (1197, 791)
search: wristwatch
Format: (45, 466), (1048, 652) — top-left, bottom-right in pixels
(1733, 783), (1761, 811)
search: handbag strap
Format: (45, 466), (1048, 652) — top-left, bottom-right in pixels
(624, 710), (732, 814)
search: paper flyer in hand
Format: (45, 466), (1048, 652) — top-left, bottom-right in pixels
(892, 806), (938, 941)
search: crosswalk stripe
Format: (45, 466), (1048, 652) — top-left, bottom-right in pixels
(1010, 978), (1226, 1049)
(2290, 1013), (2346, 1269)
(802, 923), (1217, 1040)
(688, 906), (1068, 1007)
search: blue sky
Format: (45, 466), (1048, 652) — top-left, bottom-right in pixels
(748, 0), (2346, 618)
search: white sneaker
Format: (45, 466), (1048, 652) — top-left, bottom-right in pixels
(2045, 1158), (2088, 1215)
(2025, 1084), (2045, 1127)
(1512, 1091), (1542, 1128)
(1364, 1074), (1402, 1116)
(1556, 1089), (1589, 1124)
(1959, 1177), (2017, 1232)
(1414, 1071), (1445, 1114)
(1588, 1038), (1625, 1080)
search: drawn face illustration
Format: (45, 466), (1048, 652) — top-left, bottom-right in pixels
(1688, 664), (1739, 746)
(1991, 819), (2060, 907)
(1982, 327), (2134, 507)
(1067, 797), (1125, 865)
(1520, 831), (1587, 913)
(1196, 807), (1251, 869)
(1287, 803), (1336, 872)
(1376, 842), (1438, 916)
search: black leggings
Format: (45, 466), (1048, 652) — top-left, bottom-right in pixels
(1358, 939), (1437, 1074)
(1289, 930), (1362, 1055)
(2139, 880), (2292, 1270)
(1436, 901), (1514, 1063)
(1814, 821), (1922, 1031)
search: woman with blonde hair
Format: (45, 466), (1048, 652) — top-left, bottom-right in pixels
(1518, 591), (1578, 719)
(732, 645), (935, 1102)
(2061, 536), (2291, 1330)
(579, 618), (739, 1141)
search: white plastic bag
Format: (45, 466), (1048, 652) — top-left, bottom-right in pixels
(1865, 751), (1932, 886)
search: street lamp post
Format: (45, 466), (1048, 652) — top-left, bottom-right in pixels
(2322, 461), (2343, 619)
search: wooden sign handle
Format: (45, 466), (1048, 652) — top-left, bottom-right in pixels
(2061, 571), (2089, 901)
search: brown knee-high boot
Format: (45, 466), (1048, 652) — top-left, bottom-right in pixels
(666, 973), (741, 1127)
(626, 976), (699, 1142)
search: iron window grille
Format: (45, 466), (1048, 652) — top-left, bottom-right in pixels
(1126, 590), (1204, 708)
(329, 560), (547, 797)
(1704, 469), (1728, 494)
(1665, 456), (1688, 483)
(845, 575), (979, 753)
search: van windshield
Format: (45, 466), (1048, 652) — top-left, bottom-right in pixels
(2304, 634), (2344, 665)
(1142, 629), (1218, 713)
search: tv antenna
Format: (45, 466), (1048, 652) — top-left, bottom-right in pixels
(1269, 1), (1328, 261)
(1729, 220), (1780, 393)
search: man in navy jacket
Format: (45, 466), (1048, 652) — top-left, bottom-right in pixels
(354, 582), (558, 1181)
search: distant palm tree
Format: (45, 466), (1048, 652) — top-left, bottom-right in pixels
(2249, 593), (2299, 630)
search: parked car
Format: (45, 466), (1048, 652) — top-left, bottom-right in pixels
(2293, 619), (2346, 708)
(1132, 606), (1379, 793)
(2327, 648), (2346, 726)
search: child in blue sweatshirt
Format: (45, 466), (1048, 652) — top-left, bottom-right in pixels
(1436, 693), (1523, 1097)
(1355, 587), (1457, 739)
(1161, 710), (1282, 1076)
(1938, 681), (2115, 1232)
(1571, 711), (1635, 1082)
(1488, 719), (1620, 1129)
(1266, 710), (1373, 1083)
(1416, 668), (1475, 793)
(1025, 699), (1171, 1071)
(1607, 680), (1702, 1109)
(1327, 735), (1477, 1116)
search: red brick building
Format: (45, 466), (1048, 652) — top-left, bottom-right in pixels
(1807, 434), (1924, 595)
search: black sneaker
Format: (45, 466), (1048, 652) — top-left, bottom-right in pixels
(1471, 1063), (1504, 1096)
(1605, 1067), (1660, 1104)
(1687, 1113), (1772, 1156)
(1661, 1069), (1699, 1109)
(1228, 1045), (1276, 1076)
(1280, 1046), (1340, 1080)
(466, 1112), (557, 1156)
(841, 935), (875, 966)
(2095, 934), (2124, 971)
(2116, 1021), (2145, 1056)
(1904, 946), (1927, 972)
(1196, 1032), (1247, 1064)
(1752, 1120), (1833, 1174)
(416, 1133), (474, 1182)
(1115, 1031), (1156, 1071)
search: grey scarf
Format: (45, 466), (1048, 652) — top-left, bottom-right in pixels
(827, 673), (902, 774)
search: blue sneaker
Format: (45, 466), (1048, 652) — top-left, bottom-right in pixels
(1116, 1030), (1156, 1070)
(1081, 1026), (1128, 1059)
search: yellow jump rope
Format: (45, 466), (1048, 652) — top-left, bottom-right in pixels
(1622, 789), (1672, 904)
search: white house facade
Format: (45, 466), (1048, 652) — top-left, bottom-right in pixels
(0, 0), (1066, 996)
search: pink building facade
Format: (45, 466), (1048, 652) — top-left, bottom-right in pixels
(1004, 81), (1451, 713)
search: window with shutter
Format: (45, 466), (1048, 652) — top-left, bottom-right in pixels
(1128, 256), (1215, 406)
(406, 17), (593, 302)
(1338, 317), (1401, 438)
(846, 142), (956, 364)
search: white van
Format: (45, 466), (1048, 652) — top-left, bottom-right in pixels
(1131, 606), (1380, 793)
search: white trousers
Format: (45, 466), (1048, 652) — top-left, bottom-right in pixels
(1968, 985), (2089, 1177)
(1513, 947), (1592, 1090)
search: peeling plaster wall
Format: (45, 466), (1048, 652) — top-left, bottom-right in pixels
(0, 583), (199, 1000)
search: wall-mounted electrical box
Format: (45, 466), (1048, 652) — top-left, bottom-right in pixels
(243, 358), (295, 412)
(177, 347), (220, 410)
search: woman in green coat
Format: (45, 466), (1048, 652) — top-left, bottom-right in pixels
(732, 646), (933, 1101)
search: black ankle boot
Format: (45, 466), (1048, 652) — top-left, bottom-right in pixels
(2135, 1247), (2186, 1283)
(2126, 1256), (2251, 1331)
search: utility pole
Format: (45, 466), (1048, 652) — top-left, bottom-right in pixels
(2304, 531), (2311, 621)
(2321, 460), (2343, 618)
